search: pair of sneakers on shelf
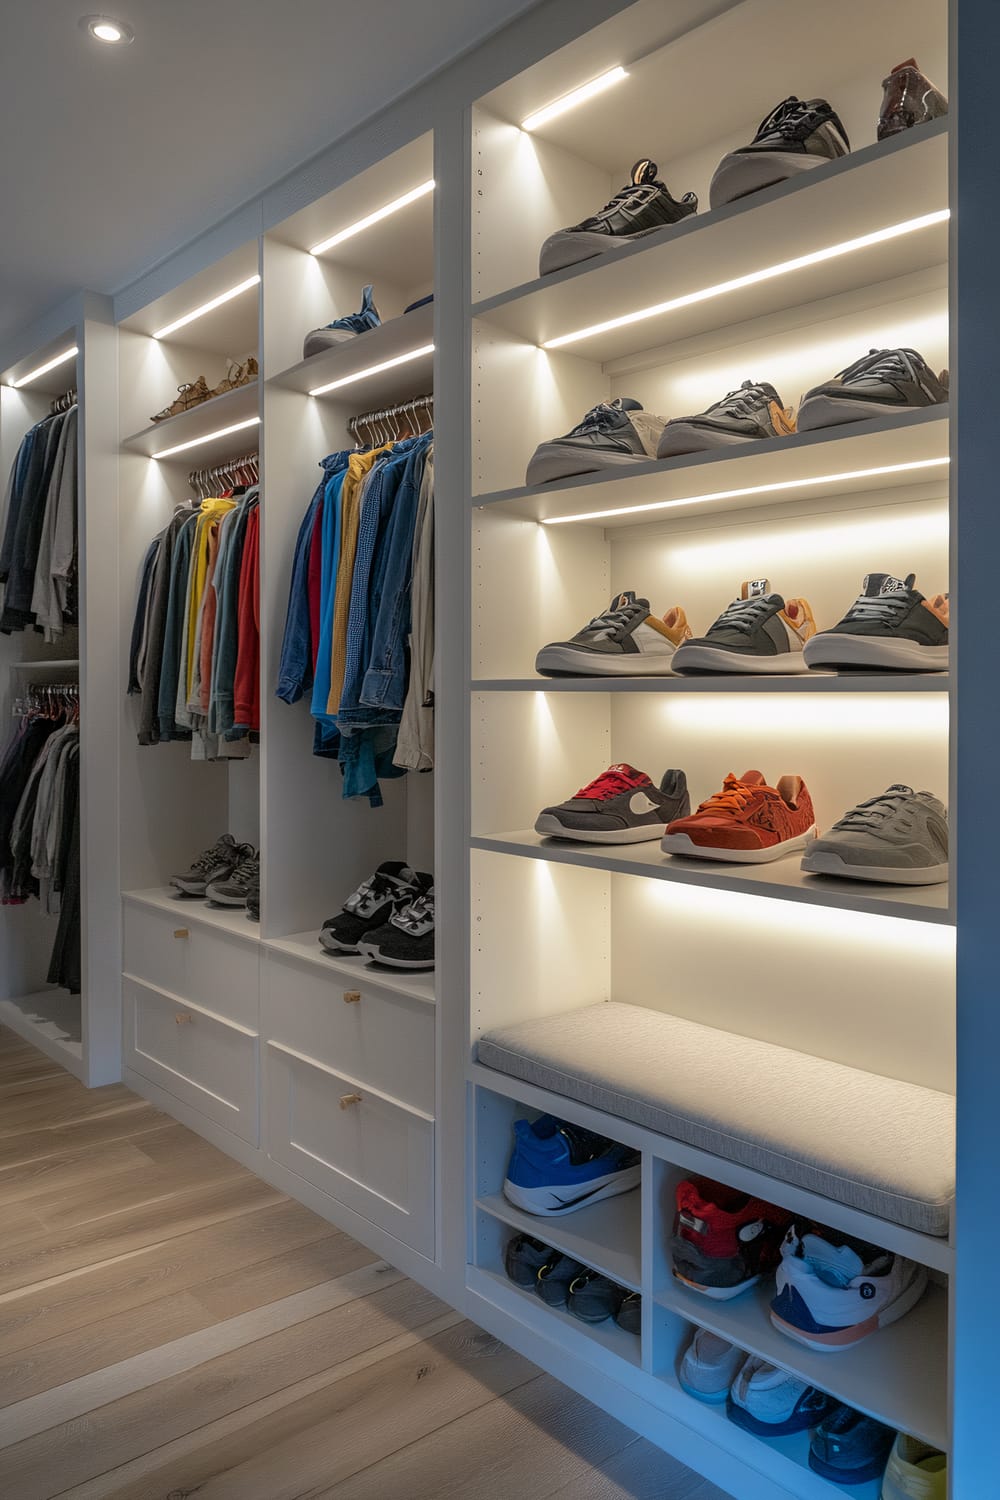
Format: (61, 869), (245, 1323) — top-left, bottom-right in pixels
(320, 860), (435, 970)
(172, 834), (259, 921)
(504, 1232), (640, 1333)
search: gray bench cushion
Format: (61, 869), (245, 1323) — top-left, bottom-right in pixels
(478, 1003), (954, 1237)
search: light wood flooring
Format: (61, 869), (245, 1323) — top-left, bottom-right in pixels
(0, 1027), (731, 1500)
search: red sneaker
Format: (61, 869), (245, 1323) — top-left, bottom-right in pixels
(672, 1176), (793, 1300)
(661, 769), (817, 863)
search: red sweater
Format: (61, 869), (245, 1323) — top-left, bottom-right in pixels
(233, 504), (260, 730)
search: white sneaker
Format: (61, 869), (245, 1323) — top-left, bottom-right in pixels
(881, 1434), (948, 1500)
(771, 1225), (928, 1351)
(678, 1327), (746, 1403)
(726, 1354), (831, 1436)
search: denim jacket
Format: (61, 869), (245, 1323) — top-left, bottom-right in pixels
(275, 453), (348, 704)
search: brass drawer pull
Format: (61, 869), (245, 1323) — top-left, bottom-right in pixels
(175, 1012), (194, 1026)
(173, 928), (189, 939)
(339, 1092), (363, 1109)
(343, 990), (362, 1004)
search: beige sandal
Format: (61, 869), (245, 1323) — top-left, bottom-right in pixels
(150, 375), (212, 423)
(211, 355), (259, 398)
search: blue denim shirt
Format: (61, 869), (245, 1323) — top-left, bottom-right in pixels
(275, 453), (348, 705)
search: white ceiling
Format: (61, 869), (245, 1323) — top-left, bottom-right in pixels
(0, 0), (542, 347)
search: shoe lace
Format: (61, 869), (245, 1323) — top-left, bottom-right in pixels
(580, 597), (643, 638)
(831, 788), (912, 833)
(708, 595), (777, 635)
(756, 95), (828, 137)
(345, 870), (402, 915)
(575, 767), (642, 800)
(705, 381), (771, 419)
(392, 890), (434, 932)
(189, 837), (237, 875)
(697, 773), (776, 816)
(841, 588), (911, 625)
(567, 399), (630, 437)
(835, 347), (925, 385)
(229, 855), (260, 893)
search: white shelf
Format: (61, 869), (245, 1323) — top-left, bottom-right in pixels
(8, 658), (79, 675)
(473, 125), (947, 362)
(477, 1188), (642, 1292)
(123, 887), (261, 945)
(658, 1276), (947, 1450)
(0, 993), (84, 1081)
(122, 381), (259, 463)
(270, 301), (433, 403)
(263, 929), (436, 1006)
(473, 406), (948, 522)
(470, 832), (952, 926)
(474, 674), (949, 694)
(468, 1264), (642, 1369)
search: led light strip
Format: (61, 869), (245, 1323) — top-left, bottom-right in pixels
(152, 416), (260, 461)
(542, 209), (951, 350)
(309, 344), (434, 398)
(310, 181), (435, 257)
(10, 346), (78, 388)
(152, 276), (261, 341)
(521, 66), (627, 132)
(540, 456), (950, 525)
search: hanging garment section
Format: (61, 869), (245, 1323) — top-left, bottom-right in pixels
(0, 683), (81, 993)
(127, 454), (260, 761)
(276, 400), (434, 806)
(0, 393), (78, 640)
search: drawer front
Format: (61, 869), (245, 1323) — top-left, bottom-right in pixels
(266, 1042), (434, 1257)
(125, 978), (259, 1144)
(262, 954), (434, 1114)
(123, 902), (259, 1028)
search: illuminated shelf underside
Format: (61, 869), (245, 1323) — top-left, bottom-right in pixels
(122, 382), (259, 464)
(269, 301), (433, 402)
(472, 673), (948, 693)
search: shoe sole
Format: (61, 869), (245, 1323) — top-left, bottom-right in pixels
(356, 941), (434, 970)
(538, 228), (661, 277)
(204, 893), (250, 907)
(672, 645), (808, 674)
(318, 933), (361, 954)
(770, 1265), (928, 1351)
(796, 394), (937, 433)
(525, 445), (650, 486)
(803, 636), (949, 671)
(171, 880), (212, 896)
(801, 850), (949, 885)
(808, 1452), (894, 1485)
(656, 424), (762, 459)
(673, 1269), (761, 1301)
(535, 645), (676, 676)
(535, 815), (666, 844)
(661, 827), (818, 863)
(726, 1399), (820, 1438)
(502, 1166), (641, 1216)
(709, 149), (829, 209)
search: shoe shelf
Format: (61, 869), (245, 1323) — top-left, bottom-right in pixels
(268, 301), (434, 401)
(121, 380), (260, 463)
(262, 929), (437, 1006)
(469, 833), (952, 926)
(472, 406), (948, 522)
(476, 1187), (643, 1292)
(123, 887), (262, 945)
(468, 1262), (644, 1370)
(472, 674), (949, 694)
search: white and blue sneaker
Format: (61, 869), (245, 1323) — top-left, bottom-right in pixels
(726, 1354), (832, 1436)
(771, 1224), (928, 1351)
(679, 1328), (748, 1404)
(503, 1115), (641, 1217)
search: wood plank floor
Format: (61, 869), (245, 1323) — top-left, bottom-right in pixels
(0, 1027), (732, 1500)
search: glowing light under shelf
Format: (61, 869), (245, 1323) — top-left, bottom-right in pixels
(9, 346), (78, 388)
(152, 277), (260, 341)
(308, 344), (434, 398)
(151, 416), (260, 461)
(309, 181), (435, 257)
(521, 66), (627, 132)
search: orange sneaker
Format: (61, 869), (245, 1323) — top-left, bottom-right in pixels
(661, 770), (818, 863)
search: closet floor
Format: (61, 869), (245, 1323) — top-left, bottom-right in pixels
(0, 1026), (730, 1500)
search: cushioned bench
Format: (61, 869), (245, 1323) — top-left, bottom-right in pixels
(478, 1003), (954, 1237)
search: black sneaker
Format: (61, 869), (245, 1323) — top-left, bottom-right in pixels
(319, 861), (419, 954)
(535, 590), (691, 677)
(539, 159), (697, 276)
(797, 347), (949, 433)
(671, 580), (816, 675)
(656, 380), (796, 459)
(205, 851), (259, 909)
(566, 1269), (628, 1324)
(536, 1250), (588, 1307)
(710, 96), (850, 208)
(358, 878), (434, 970)
(535, 763), (689, 845)
(172, 834), (253, 897)
(615, 1291), (641, 1335)
(504, 1233), (552, 1290)
(803, 573), (949, 671)
(526, 398), (666, 485)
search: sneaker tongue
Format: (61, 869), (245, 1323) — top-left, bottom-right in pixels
(608, 763), (648, 785)
(885, 783), (914, 795)
(630, 159), (660, 187)
(891, 57), (918, 73)
(740, 579), (771, 599)
(801, 1233), (865, 1286)
(608, 589), (649, 612)
(861, 572), (913, 597)
(738, 770), (767, 787)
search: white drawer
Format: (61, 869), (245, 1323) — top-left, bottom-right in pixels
(265, 1041), (434, 1257)
(262, 952), (434, 1115)
(123, 900), (259, 1028)
(125, 977), (259, 1144)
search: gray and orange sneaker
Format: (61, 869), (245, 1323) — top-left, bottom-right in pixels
(535, 590), (691, 677)
(657, 380), (796, 459)
(672, 580), (816, 675)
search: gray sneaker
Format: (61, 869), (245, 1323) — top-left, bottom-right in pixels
(801, 785), (947, 885)
(526, 399), (666, 485)
(172, 834), (252, 896)
(205, 851), (260, 908)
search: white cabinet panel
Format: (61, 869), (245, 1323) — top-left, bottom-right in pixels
(123, 900), (259, 1029)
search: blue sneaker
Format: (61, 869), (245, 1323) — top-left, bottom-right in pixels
(303, 284), (381, 357)
(808, 1405), (895, 1485)
(503, 1115), (641, 1216)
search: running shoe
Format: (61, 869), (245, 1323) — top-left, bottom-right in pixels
(878, 59), (948, 142)
(171, 834), (253, 897)
(615, 1291), (641, 1335)
(656, 380), (796, 458)
(672, 1176), (793, 1300)
(679, 1328), (747, 1403)
(710, 95), (850, 209)
(535, 590), (691, 677)
(535, 1249), (588, 1307)
(566, 1269), (628, 1324)
(358, 879), (435, 970)
(539, 159), (697, 276)
(504, 1233), (552, 1291)
(662, 770), (817, 864)
(303, 284), (381, 358)
(503, 1115), (641, 1217)
(205, 849), (260, 908)
(771, 1224), (928, 1352)
(797, 348), (948, 433)
(671, 580), (815, 674)
(801, 785), (948, 886)
(526, 400), (667, 485)
(882, 1434), (948, 1500)
(536, 763), (690, 844)
(809, 1406), (896, 1485)
(803, 573), (948, 672)
(319, 861), (420, 954)
(727, 1356), (832, 1437)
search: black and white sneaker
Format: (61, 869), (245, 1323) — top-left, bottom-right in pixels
(710, 96), (850, 208)
(796, 348), (949, 433)
(206, 851), (260, 909)
(672, 580), (816, 675)
(172, 834), (253, 897)
(358, 879), (435, 970)
(535, 590), (691, 677)
(526, 399), (666, 485)
(536, 763), (690, 844)
(656, 380), (796, 459)
(539, 159), (697, 276)
(319, 861), (419, 955)
(803, 573), (949, 671)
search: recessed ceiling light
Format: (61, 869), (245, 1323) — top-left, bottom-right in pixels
(80, 14), (134, 45)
